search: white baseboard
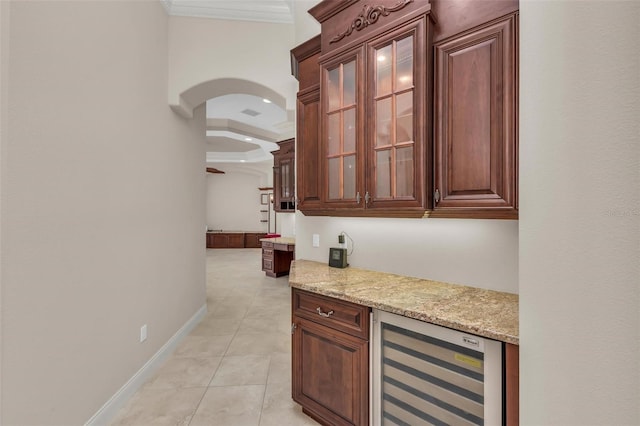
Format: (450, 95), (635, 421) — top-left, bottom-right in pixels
(85, 304), (208, 426)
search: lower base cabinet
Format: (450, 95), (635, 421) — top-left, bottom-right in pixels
(292, 289), (370, 426)
(206, 232), (267, 249)
(291, 288), (519, 426)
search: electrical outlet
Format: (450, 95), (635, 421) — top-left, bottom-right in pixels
(312, 234), (320, 247)
(140, 324), (147, 343)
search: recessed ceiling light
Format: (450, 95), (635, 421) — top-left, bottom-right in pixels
(245, 137), (252, 141)
(263, 98), (272, 104)
(377, 55), (386, 62)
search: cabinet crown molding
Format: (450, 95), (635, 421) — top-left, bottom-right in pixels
(330, 0), (414, 44)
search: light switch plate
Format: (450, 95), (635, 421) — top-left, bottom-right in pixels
(312, 234), (320, 247)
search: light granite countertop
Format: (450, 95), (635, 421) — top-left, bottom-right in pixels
(260, 237), (295, 245)
(288, 259), (519, 345)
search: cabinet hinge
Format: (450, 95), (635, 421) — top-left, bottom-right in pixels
(291, 323), (297, 334)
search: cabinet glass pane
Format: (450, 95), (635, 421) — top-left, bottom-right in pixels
(281, 163), (290, 198)
(396, 36), (413, 91)
(396, 91), (413, 143)
(328, 67), (340, 111)
(344, 107), (356, 153)
(343, 60), (356, 106)
(376, 149), (392, 198)
(376, 97), (392, 147)
(344, 155), (356, 199)
(328, 158), (340, 200)
(328, 113), (340, 156)
(396, 146), (414, 197)
(376, 45), (393, 96)
(376, 44), (392, 96)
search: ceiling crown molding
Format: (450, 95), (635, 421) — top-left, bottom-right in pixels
(161, 0), (294, 24)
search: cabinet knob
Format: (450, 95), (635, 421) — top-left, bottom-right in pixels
(365, 191), (371, 204)
(434, 188), (441, 204)
(356, 192), (361, 204)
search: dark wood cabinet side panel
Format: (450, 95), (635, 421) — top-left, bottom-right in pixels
(505, 343), (519, 426)
(299, 51), (321, 90)
(291, 35), (321, 88)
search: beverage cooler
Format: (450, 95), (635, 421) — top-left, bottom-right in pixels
(372, 310), (503, 425)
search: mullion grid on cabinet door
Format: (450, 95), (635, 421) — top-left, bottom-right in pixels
(327, 60), (357, 202)
(373, 36), (416, 202)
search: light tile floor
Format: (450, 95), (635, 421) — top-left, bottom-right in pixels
(110, 248), (319, 426)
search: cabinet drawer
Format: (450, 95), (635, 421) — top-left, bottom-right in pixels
(262, 259), (273, 272)
(292, 289), (369, 339)
(262, 248), (274, 259)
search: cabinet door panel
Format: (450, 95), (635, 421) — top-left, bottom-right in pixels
(320, 48), (365, 209)
(293, 317), (369, 426)
(367, 18), (428, 211)
(434, 14), (518, 218)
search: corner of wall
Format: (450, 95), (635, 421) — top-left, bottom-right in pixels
(0, 0), (10, 420)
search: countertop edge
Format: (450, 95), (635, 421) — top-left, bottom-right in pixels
(289, 260), (519, 346)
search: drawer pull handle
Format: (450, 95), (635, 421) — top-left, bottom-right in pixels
(316, 307), (334, 318)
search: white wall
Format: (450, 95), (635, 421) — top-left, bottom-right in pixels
(0, 0), (8, 418)
(0, 1), (207, 424)
(519, 1), (640, 424)
(296, 216), (519, 293)
(168, 16), (298, 114)
(276, 211), (296, 237)
(291, 0), (321, 44)
(206, 162), (272, 232)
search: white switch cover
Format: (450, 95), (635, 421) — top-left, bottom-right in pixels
(140, 324), (147, 343)
(312, 234), (320, 247)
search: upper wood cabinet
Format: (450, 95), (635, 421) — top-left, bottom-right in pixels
(311, 0), (434, 218)
(272, 138), (295, 212)
(293, 0), (519, 219)
(432, 13), (519, 219)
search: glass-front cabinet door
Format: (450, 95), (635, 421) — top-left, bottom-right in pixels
(321, 48), (364, 209)
(318, 18), (428, 215)
(367, 19), (426, 211)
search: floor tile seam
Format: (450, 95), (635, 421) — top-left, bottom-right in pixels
(184, 386), (210, 426)
(256, 369), (270, 426)
(207, 316), (244, 378)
